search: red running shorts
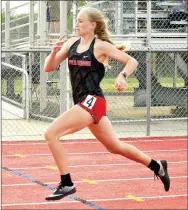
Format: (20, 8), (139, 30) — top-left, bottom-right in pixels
(79, 95), (106, 124)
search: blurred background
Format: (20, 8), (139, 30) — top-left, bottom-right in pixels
(1, 0), (187, 140)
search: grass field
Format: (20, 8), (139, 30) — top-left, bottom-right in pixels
(1, 76), (185, 95)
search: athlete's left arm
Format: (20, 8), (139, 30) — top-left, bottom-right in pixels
(101, 41), (139, 77)
(99, 41), (138, 91)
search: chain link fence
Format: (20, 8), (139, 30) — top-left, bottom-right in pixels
(1, 1), (187, 140)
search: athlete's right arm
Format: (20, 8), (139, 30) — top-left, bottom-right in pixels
(44, 36), (78, 72)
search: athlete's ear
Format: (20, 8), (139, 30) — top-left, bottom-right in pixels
(90, 21), (96, 30)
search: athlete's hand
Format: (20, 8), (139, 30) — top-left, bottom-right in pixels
(52, 36), (67, 54)
(115, 74), (128, 92)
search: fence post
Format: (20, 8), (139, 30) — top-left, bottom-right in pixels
(39, 1), (48, 112)
(146, 0), (152, 136)
(29, 1), (35, 48)
(5, 1), (10, 50)
(72, 0), (77, 33)
(60, 1), (69, 114)
(116, 1), (123, 34)
(173, 53), (177, 88)
(135, 0), (138, 35)
(5, 1), (12, 96)
(22, 55), (27, 118)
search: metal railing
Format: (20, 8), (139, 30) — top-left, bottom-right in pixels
(2, 57), (29, 120)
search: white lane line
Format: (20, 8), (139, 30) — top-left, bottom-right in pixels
(2, 194), (187, 206)
(2, 149), (187, 157)
(2, 138), (187, 146)
(3, 161), (187, 170)
(2, 176), (187, 187)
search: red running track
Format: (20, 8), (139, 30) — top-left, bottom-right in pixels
(2, 136), (188, 209)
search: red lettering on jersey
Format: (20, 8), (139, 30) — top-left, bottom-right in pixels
(69, 60), (91, 67)
(69, 60), (77, 65)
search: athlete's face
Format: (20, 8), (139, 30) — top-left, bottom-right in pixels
(76, 11), (96, 36)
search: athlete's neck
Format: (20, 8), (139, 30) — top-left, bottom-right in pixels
(80, 34), (95, 45)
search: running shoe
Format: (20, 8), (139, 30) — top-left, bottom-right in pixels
(45, 183), (76, 200)
(155, 160), (170, 191)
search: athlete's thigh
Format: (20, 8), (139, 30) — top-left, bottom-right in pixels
(47, 105), (94, 138)
(88, 116), (119, 148)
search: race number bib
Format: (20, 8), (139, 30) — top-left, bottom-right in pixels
(82, 95), (97, 109)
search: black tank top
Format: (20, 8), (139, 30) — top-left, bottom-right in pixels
(68, 38), (105, 104)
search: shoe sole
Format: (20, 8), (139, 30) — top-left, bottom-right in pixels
(45, 188), (76, 201)
(160, 160), (170, 191)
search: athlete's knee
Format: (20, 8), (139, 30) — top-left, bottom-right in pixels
(44, 128), (58, 144)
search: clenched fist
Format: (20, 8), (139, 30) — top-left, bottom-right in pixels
(115, 73), (128, 92)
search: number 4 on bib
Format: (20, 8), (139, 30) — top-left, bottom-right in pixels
(82, 95), (97, 109)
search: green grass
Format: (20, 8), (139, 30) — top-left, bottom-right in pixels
(2, 79), (22, 95)
(1, 77), (185, 95)
(160, 77), (185, 87)
(101, 77), (139, 92)
(100, 77), (185, 92)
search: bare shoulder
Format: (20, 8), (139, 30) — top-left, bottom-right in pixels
(94, 38), (133, 64)
(95, 38), (115, 51)
(95, 38), (107, 49)
(66, 36), (80, 50)
(95, 38), (104, 46)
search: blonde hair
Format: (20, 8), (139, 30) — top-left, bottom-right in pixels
(80, 7), (126, 67)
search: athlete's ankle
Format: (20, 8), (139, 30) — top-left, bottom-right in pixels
(60, 173), (74, 186)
